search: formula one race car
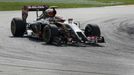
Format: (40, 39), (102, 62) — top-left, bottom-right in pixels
(11, 5), (105, 46)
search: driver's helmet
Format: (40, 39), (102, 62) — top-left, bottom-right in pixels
(45, 9), (56, 17)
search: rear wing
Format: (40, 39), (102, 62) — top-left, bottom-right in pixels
(22, 5), (49, 22)
(23, 5), (49, 11)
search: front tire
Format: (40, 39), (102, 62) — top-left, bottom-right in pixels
(11, 18), (26, 37)
(84, 24), (101, 37)
(42, 25), (59, 44)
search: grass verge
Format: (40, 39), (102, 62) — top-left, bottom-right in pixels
(0, 1), (133, 11)
(94, 0), (134, 4)
(0, 2), (105, 11)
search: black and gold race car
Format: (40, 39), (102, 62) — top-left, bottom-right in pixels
(11, 5), (105, 46)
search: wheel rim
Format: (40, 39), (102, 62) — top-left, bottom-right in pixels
(11, 20), (16, 35)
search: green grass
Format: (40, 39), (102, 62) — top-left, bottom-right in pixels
(0, 0), (134, 11)
(94, 0), (134, 4)
(0, 2), (106, 11)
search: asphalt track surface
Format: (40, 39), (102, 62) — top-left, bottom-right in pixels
(0, 5), (134, 75)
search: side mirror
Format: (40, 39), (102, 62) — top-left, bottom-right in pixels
(74, 21), (81, 28)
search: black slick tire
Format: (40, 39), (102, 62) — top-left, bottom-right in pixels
(11, 18), (26, 37)
(84, 24), (101, 37)
(42, 25), (59, 44)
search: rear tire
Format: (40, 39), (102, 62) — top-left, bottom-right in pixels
(11, 18), (26, 37)
(84, 24), (101, 37)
